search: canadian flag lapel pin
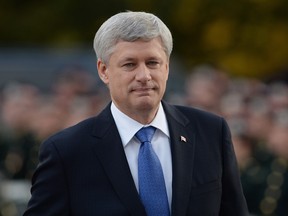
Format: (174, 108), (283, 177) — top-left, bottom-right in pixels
(180, 136), (187, 143)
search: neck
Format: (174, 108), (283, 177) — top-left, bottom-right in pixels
(131, 109), (158, 125)
(112, 102), (160, 125)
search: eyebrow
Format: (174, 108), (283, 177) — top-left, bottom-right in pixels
(117, 57), (136, 66)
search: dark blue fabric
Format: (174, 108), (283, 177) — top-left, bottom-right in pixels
(24, 102), (249, 216)
(136, 126), (170, 216)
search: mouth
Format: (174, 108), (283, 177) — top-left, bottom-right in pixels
(131, 87), (156, 95)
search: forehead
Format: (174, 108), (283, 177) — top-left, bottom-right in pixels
(111, 38), (167, 59)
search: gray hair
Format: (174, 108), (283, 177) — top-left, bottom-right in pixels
(93, 11), (173, 64)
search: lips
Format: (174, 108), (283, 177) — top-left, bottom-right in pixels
(130, 83), (155, 91)
(130, 86), (157, 96)
(133, 88), (153, 95)
(133, 87), (153, 92)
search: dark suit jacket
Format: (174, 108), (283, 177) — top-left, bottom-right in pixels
(24, 101), (249, 216)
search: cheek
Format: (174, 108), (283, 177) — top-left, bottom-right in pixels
(162, 68), (169, 82)
(155, 67), (169, 81)
(160, 73), (169, 86)
(109, 76), (129, 94)
(165, 73), (169, 82)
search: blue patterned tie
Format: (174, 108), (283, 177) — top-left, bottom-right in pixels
(135, 126), (170, 216)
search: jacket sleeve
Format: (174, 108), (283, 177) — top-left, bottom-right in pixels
(23, 139), (70, 216)
(219, 119), (250, 216)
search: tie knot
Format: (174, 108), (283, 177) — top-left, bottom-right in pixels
(135, 126), (156, 143)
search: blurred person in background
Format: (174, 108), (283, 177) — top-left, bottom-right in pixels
(29, 96), (66, 143)
(261, 109), (288, 216)
(185, 64), (229, 115)
(51, 65), (101, 112)
(50, 65), (109, 129)
(0, 81), (39, 180)
(61, 92), (108, 129)
(267, 82), (288, 113)
(28, 67), (110, 173)
(0, 81), (40, 216)
(267, 109), (288, 158)
(184, 66), (288, 215)
(222, 80), (288, 215)
(0, 67), (109, 215)
(0, 66), (109, 181)
(246, 82), (288, 215)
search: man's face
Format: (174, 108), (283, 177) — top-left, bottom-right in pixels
(98, 37), (169, 121)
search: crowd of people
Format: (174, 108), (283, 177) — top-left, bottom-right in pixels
(182, 65), (288, 216)
(0, 64), (287, 215)
(0, 66), (110, 180)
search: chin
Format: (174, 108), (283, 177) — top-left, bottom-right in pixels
(135, 99), (159, 111)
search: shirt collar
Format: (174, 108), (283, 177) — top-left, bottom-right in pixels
(111, 102), (170, 147)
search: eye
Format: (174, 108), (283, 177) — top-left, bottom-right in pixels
(122, 62), (136, 70)
(147, 61), (160, 68)
(124, 63), (134, 67)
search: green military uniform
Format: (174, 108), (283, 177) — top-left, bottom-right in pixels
(241, 143), (288, 216)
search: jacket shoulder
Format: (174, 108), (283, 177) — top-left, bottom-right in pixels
(164, 101), (224, 124)
(44, 103), (112, 146)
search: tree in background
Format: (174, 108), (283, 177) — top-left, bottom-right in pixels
(0, 0), (288, 80)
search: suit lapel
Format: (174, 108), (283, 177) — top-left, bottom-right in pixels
(90, 102), (196, 216)
(91, 104), (146, 216)
(162, 102), (196, 216)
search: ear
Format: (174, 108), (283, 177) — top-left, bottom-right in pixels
(165, 61), (170, 81)
(97, 59), (109, 84)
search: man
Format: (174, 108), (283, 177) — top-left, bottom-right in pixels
(24, 11), (249, 216)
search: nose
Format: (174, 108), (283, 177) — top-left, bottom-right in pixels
(135, 64), (151, 82)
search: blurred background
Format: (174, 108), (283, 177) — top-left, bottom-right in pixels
(0, 0), (288, 215)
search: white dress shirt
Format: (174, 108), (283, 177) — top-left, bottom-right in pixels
(111, 102), (172, 209)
